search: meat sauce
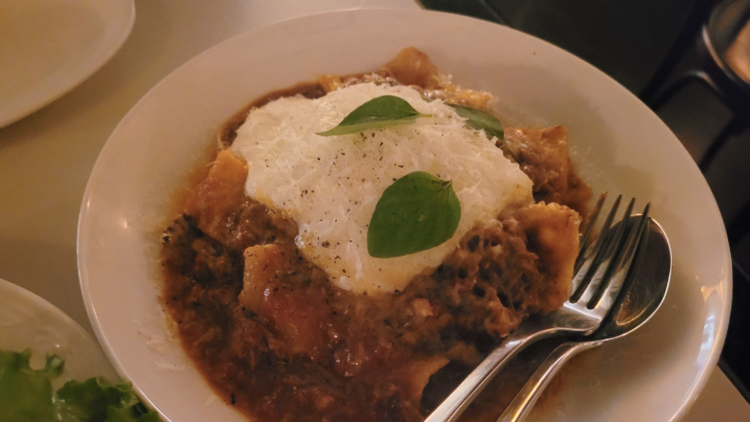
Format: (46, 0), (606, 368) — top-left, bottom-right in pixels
(160, 48), (592, 421)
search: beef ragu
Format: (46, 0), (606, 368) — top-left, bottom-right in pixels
(160, 48), (592, 421)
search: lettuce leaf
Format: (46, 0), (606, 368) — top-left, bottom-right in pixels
(0, 350), (159, 422)
(55, 378), (159, 422)
(0, 349), (61, 422)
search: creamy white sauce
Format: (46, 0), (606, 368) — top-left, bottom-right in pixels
(231, 82), (532, 294)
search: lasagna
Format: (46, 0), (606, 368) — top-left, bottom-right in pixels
(160, 47), (592, 421)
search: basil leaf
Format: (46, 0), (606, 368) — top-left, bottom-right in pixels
(317, 95), (430, 136)
(368, 171), (461, 258)
(446, 103), (504, 139)
(446, 103), (517, 159)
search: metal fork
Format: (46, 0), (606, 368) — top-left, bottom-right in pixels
(424, 194), (651, 422)
(497, 215), (670, 422)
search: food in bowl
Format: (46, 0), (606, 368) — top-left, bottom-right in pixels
(159, 47), (591, 421)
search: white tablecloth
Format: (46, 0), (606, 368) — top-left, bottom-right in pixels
(1, 0), (748, 420)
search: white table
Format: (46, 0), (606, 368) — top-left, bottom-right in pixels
(1, 0), (748, 420)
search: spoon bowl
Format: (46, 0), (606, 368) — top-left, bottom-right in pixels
(594, 215), (672, 340)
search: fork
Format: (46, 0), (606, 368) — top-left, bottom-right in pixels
(497, 214), (670, 422)
(424, 194), (651, 422)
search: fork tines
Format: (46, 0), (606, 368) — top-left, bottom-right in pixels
(570, 194), (651, 308)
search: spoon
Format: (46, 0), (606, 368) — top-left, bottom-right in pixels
(497, 216), (672, 422)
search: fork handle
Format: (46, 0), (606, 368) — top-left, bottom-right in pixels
(424, 326), (556, 422)
(497, 340), (601, 422)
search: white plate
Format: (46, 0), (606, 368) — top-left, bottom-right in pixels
(0, 0), (135, 128)
(0, 278), (117, 386)
(77, 9), (732, 422)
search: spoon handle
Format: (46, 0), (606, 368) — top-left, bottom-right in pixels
(497, 340), (602, 422)
(424, 321), (559, 422)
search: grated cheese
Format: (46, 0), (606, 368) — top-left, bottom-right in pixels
(231, 82), (533, 294)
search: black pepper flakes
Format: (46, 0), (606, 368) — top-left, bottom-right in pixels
(467, 236), (480, 252)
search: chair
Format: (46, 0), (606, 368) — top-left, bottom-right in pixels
(646, 0), (750, 246)
(647, 0), (750, 173)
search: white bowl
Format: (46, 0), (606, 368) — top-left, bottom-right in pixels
(78, 9), (732, 422)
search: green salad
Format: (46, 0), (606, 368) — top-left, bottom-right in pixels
(0, 350), (159, 422)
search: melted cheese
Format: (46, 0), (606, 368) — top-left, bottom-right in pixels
(231, 82), (532, 294)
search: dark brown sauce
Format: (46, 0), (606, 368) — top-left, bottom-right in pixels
(160, 178), (579, 421)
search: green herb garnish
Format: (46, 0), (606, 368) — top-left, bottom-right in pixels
(368, 171), (461, 258)
(446, 103), (504, 139)
(446, 103), (517, 159)
(317, 95), (431, 136)
(0, 349), (160, 422)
